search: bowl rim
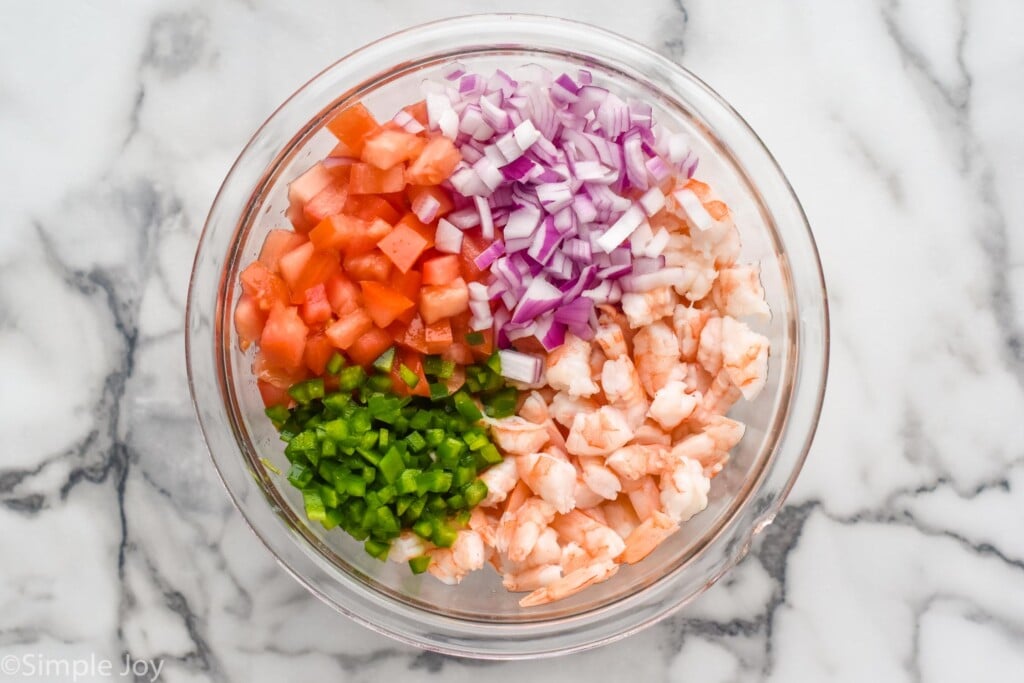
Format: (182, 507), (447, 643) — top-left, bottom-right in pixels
(185, 12), (830, 658)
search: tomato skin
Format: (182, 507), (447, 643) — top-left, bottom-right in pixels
(240, 262), (289, 312)
(300, 284), (332, 326)
(346, 326), (393, 366)
(258, 229), (307, 272)
(325, 309), (374, 350)
(260, 305), (308, 370)
(310, 215), (391, 256)
(421, 255), (461, 285)
(349, 163), (405, 195)
(279, 243), (340, 304)
(390, 314), (429, 354)
(376, 222), (429, 274)
(389, 348), (430, 397)
(325, 272), (361, 315)
(234, 293), (267, 350)
(420, 278), (470, 324)
(343, 251), (392, 283)
(303, 332), (335, 375)
(359, 281), (415, 328)
(303, 181), (350, 226)
(361, 130), (427, 170)
(326, 102), (379, 155)
(406, 136), (461, 185)
(344, 195), (402, 225)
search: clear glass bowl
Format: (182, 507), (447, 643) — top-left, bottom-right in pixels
(186, 14), (828, 658)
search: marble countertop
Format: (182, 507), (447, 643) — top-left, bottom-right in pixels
(3, 0), (1023, 680)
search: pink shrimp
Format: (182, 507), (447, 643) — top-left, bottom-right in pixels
(519, 560), (619, 607)
(516, 448), (577, 513)
(618, 511), (679, 564)
(633, 321), (682, 398)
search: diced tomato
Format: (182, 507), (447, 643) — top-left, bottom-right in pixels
(403, 100), (429, 127)
(258, 229), (307, 272)
(258, 380), (292, 408)
(326, 102), (379, 155)
(300, 283), (332, 326)
(705, 200), (730, 221)
(344, 195), (402, 225)
(391, 314), (429, 354)
(346, 326), (394, 366)
(450, 311), (494, 359)
(390, 348), (430, 397)
(343, 251), (392, 282)
(254, 351), (307, 389)
(325, 272), (361, 315)
(459, 229), (490, 281)
(396, 213), (435, 248)
(377, 221), (429, 273)
(310, 214), (391, 255)
(380, 191), (411, 216)
(303, 181), (350, 225)
(303, 332), (336, 375)
(325, 308), (374, 350)
(359, 281), (415, 328)
(279, 243), (340, 303)
(420, 277), (470, 324)
(288, 163), (338, 208)
(328, 140), (356, 158)
(234, 293), (267, 350)
(349, 163), (405, 195)
(361, 130), (428, 170)
(260, 305), (308, 370)
(240, 261), (289, 311)
(469, 329), (495, 360)
(442, 342), (473, 365)
(421, 254), (461, 285)
(388, 269), (421, 325)
(444, 366), (466, 394)
(407, 184), (454, 219)
(424, 319), (453, 354)
(406, 136), (461, 186)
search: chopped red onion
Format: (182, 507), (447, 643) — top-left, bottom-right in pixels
(412, 193), (441, 224)
(596, 205), (645, 253)
(435, 218), (463, 254)
(645, 228), (671, 257)
(497, 349), (544, 384)
(638, 187), (666, 216)
(473, 240), (505, 270)
(474, 196), (494, 239)
(673, 188), (714, 231)
(447, 206), (482, 230)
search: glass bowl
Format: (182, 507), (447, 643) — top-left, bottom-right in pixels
(185, 14), (828, 659)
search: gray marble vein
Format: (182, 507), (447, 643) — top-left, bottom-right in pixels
(1, 0), (1022, 681)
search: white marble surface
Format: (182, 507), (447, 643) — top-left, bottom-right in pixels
(2, 0), (1023, 680)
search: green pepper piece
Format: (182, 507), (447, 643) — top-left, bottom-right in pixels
(428, 382), (449, 401)
(320, 438), (337, 458)
(409, 411), (432, 431)
(408, 555), (431, 574)
(319, 485), (340, 508)
(452, 465), (476, 489)
(265, 405), (290, 425)
(445, 494), (466, 510)
(286, 463), (314, 488)
(424, 428), (445, 447)
(463, 479), (488, 508)
(378, 427), (390, 450)
(431, 523), (458, 548)
(398, 363), (420, 389)
(465, 331), (485, 346)
(364, 539), (390, 560)
(453, 391), (483, 421)
(463, 430), (489, 452)
(417, 470), (453, 494)
(477, 443), (503, 465)
(406, 431), (427, 453)
(322, 419), (349, 443)
(366, 374), (393, 393)
(396, 469), (421, 495)
(322, 392), (350, 413)
(378, 447), (405, 484)
(485, 351), (502, 375)
(336, 473), (366, 497)
(436, 437), (465, 469)
(483, 386), (518, 418)
(376, 506), (400, 534)
(303, 489), (326, 522)
(326, 352), (345, 375)
(403, 495), (427, 523)
(338, 365), (367, 391)
(377, 484), (397, 505)
(322, 507), (343, 530)
(422, 355), (444, 377)
(373, 347), (396, 373)
(411, 518), (433, 540)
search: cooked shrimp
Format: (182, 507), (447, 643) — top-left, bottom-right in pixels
(427, 530), (486, 584)
(560, 541), (591, 574)
(659, 458), (711, 523)
(720, 316), (769, 400)
(673, 305), (713, 361)
(670, 415), (745, 477)
(595, 320), (628, 359)
(486, 416), (550, 455)
(676, 362), (713, 396)
(648, 380), (700, 430)
(597, 304), (635, 349)
(551, 510), (626, 559)
(497, 497), (558, 562)
(623, 475), (662, 521)
(601, 496), (641, 539)
(690, 371), (739, 425)
(663, 234), (718, 301)
(479, 458), (519, 508)
(389, 531), (430, 563)
(573, 477), (607, 510)
(571, 456), (618, 502)
(519, 390), (569, 450)
(519, 560), (619, 607)
(621, 285), (677, 329)
(712, 265), (770, 319)
(631, 420), (673, 447)
(696, 316), (723, 375)
(469, 507), (500, 548)
(619, 511), (679, 564)
(546, 333), (600, 397)
(550, 392), (600, 429)
(516, 449), (577, 513)
(503, 564), (562, 592)
(524, 527), (563, 567)
(633, 321), (682, 398)
(606, 443), (666, 481)
(566, 406), (634, 456)
(601, 356), (648, 428)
